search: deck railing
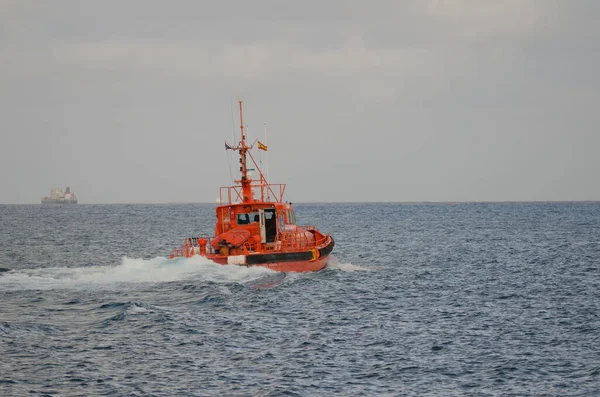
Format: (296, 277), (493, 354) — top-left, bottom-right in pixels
(219, 183), (286, 205)
(171, 227), (330, 258)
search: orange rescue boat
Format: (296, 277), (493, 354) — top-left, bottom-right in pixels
(170, 101), (334, 272)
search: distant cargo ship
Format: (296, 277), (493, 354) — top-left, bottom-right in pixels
(41, 186), (78, 204)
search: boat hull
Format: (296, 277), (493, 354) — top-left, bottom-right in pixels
(257, 255), (330, 272)
(210, 237), (334, 272)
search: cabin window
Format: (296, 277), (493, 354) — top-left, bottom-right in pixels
(237, 211), (260, 225)
(286, 210), (296, 224)
(237, 213), (250, 224)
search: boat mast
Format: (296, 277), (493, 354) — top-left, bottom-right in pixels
(236, 100), (254, 202)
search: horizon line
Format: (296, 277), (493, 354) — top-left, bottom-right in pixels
(2, 200), (600, 205)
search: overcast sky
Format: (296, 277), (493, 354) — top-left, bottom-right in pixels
(1, 1), (599, 203)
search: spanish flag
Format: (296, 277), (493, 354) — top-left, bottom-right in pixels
(257, 141), (268, 151)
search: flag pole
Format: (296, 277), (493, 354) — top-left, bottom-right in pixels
(264, 123), (269, 181)
(264, 122), (270, 199)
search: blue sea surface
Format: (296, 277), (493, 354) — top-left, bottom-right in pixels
(1, 203), (599, 396)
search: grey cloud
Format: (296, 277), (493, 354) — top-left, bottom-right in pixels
(1, 0), (599, 203)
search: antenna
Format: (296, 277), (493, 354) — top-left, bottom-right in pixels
(227, 98), (237, 185)
(237, 100), (253, 202)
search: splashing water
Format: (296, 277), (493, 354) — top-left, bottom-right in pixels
(0, 255), (275, 291)
(326, 255), (372, 272)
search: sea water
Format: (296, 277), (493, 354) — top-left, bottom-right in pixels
(1, 203), (599, 396)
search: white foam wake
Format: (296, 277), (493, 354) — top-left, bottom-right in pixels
(0, 256), (275, 291)
(326, 255), (372, 272)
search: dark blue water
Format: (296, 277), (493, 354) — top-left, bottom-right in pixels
(1, 203), (600, 396)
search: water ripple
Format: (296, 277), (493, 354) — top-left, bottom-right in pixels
(1, 203), (600, 395)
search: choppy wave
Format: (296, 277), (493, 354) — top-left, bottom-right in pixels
(0, 255), (274, 291)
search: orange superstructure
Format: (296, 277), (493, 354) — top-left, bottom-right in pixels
(170, 101), (334, 272)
